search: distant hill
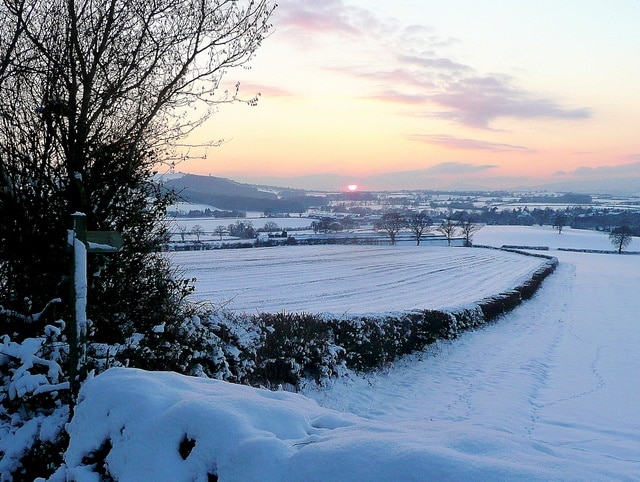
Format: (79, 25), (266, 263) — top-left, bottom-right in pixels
(162, 174), (327, 213)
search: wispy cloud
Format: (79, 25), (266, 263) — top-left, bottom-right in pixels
(409, 134), (532, 152)
(429, 76), (592, 128)
(425, 161), (497, 175)
(274, 0), (385, 40)
(397, 54), (472, 75)
(274, 2), (592, 129)
(238, 82), (294, 98)
(362, 90), (429, 105)
(274, 0), (361, 35)
(571, 161), (640, 178)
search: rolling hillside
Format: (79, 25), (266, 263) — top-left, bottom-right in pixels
(162, 173), (326, 213)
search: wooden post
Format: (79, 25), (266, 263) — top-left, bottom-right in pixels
(68, 214), (123, 409)
(69, 213), (88, 406)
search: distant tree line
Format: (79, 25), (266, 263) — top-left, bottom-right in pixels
(517, 193), (593, 204)
(469, 206), (640, 235)
(371, 205), (640, 247)
(310, 216), (359, 233)
(170, 208), (247, 218)
(373, 211), (480, 246)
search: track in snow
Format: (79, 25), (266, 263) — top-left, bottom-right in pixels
(304, 251), (640, 479)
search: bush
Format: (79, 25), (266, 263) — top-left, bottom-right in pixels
(251, 312), (341, 388)
(0, 317), (70, 480)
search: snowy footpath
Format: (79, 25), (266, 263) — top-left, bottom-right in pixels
(304, 239), (640, 480)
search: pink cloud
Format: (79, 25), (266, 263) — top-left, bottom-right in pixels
(409, 134), (532, 152)
(429, 76), (592, 128)
(238, 82), (293, 98)
(275, 0), (365, 36)
(361, 89), (428, 105)
(274, 3), (592, 130)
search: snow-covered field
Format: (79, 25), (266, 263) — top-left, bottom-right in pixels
(170, 245), (546, 314)
(65, 226), (640, 480)
(474, 224), (623, 250)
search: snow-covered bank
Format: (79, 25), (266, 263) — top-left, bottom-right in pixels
(59, 226), (639, 480)
(63, 368), (573, 481)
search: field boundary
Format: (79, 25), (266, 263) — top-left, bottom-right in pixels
(557, 247), (640, 255)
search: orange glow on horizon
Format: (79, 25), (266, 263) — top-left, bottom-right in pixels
(171, 2), (640, 192)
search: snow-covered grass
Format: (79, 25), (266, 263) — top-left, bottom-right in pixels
(59, 226), (640, 480)
(170, 245), (547, 314)
(474, 224), (622, 251)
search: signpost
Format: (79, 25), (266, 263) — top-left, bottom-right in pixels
(86, 230), (124, 253)
(69, 213), (123, 404)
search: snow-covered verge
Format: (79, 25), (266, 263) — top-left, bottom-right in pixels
(58, 366), (570, 481)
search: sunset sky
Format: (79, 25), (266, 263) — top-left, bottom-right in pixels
(176, 0), (640, 192)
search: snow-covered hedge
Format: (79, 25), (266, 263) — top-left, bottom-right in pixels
(0, 320), (70, 480)
(114, 253), (558, 390)
(133, 252), (556, 390)
(252, 254), (558, 386)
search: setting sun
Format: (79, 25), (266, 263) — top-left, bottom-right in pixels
(347, 184), (358, 192)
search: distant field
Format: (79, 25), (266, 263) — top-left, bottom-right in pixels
(170, 245), (547, 315)
(473, 225), (618, 250)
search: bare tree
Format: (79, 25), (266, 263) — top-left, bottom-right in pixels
(262, 221), (280, 232)
(214, 225), (226, 240)
(177, 225), (189, 242)
(609, 226), (633, 253)
(375, 212), (407, 245)
(1, 0), (274, 216)
(552, 213), (567, 234)
(0, 0), (274, 308)
(459, 217), (482, 247)
(408, 211), (432, 246)
(191, 224), (205, 242)
(437, 215), (457, 246)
